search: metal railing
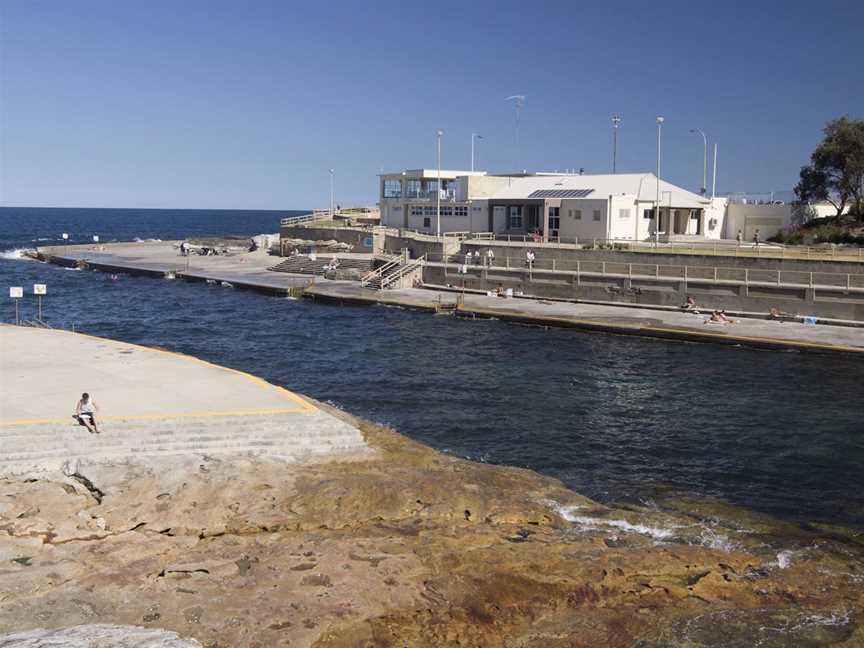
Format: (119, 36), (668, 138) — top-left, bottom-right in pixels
(360, 254), (404, 288)
(427, 254), (864, 292)
(380, 255), (426, 290)
(281, 207), (380, 227)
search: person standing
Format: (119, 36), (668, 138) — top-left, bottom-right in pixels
(74, 392), (100, 434)
(753, 229), (761, 247)
(486, 248), (495, 267)
(736, 230), (743, 245)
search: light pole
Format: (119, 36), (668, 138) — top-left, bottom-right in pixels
(689, 128), (708, 195)
(471, 133), (483, 172)
(655, 116), (664, 245)
(329, 169), (335, 218)
(612, 115), (621, 173)
(436, 130), (443, 237)
(505, 95), (525, 170)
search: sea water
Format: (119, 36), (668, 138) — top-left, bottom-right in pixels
(2, 207), (863, 531)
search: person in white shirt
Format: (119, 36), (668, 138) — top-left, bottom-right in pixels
(74, 392), (100, 434)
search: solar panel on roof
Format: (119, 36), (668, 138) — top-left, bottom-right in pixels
(528, 189), (594, 198)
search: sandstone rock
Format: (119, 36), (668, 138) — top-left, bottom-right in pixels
(0, 411), (861, 647)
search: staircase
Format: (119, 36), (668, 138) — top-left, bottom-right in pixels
(361, 254), (426, 290)
(0, 412), (367, 476)
(268, 256), (374, 276)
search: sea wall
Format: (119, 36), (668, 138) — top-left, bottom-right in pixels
(280, 226), (374, 252)
(422, 264), (864, 321)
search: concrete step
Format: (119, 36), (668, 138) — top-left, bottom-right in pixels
(0, 411), (366, 474)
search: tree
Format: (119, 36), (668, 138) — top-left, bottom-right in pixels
(795, 116), (864, 219)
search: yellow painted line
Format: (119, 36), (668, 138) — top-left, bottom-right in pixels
(0, 407), (310, 428)
(33, 328), (318, 413)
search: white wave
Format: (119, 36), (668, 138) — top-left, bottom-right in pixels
(694, 527), (739, 552)
(789, 608), (850, 631)
(1, 248), (34, 261)
(134, 237), (163, 243)
(775, 549), (794, 569)
(554, 504), (677, 541)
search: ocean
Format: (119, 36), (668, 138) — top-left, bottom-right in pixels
(2, 206), (863, 531)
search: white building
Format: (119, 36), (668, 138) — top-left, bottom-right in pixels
(379, 169), (727, 242)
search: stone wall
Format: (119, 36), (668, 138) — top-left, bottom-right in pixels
(459, 242), (864, 276)
(280, 226), (374, 253)
(422, 264), (864, 321)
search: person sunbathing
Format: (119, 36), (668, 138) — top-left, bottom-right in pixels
(681, 296), (700, 314)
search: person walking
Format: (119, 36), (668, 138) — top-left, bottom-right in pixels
(74, 392), (100, 434)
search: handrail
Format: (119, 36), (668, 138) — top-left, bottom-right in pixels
(281, 207), (381, 227)
(360, 256), (403, 287)
(425, 256), (864, 292)
(380, 255), (426, 290)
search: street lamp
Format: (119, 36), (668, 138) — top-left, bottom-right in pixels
(655, 116), (664, 245)
(471, 133), (483, 172)
(436, 130), (443, 237)
(329, 169), (335, 218)
(689, 128), (708, 195)
(505, 95), (525, 170)
(611, 115), (621, 173)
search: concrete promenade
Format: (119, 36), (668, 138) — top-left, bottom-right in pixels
(32, 241), (864, 354)
(0, 325), (368, 474)
(305, 281), (864, 354)
(38, 241), (313, 294)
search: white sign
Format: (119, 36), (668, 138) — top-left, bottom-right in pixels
(34, 284), (47, 295)
(62, 233), (69, 240)
(9, 287), (23, 299)
(93, 235), (100, 243)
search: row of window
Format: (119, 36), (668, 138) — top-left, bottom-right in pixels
(411, 205), (468, 217)
(567, 209), (603, 222)
(384, 179), (457, 199)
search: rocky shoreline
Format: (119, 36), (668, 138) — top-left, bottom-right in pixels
(1, 403), (862, 647)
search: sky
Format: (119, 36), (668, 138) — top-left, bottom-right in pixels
(1, 0), (862, 209)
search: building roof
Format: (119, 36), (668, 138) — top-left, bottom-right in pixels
(485, 173), (709, 208)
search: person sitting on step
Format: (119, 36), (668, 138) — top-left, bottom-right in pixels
(74, 392), (100, 434)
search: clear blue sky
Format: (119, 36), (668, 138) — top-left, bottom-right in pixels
(1, 0), (862, 209)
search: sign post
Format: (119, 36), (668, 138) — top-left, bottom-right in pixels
(33, 284), (47, 321)
(10, 287), (23, 325)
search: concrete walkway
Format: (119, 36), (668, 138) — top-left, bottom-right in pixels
(38, 241), (314, 294)
(305, 281), (864, 354)
(0, 326), (368, 474)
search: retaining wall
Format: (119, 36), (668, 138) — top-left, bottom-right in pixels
(422, 264), (864, 321)
(280, 226), (374, 253)
(459, 243), (864, 276)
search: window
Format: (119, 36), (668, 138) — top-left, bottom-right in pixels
(643, 208), (655, 219)
(572, 209), (582, 220)
(454, 206), (468, 217)
(509, 205), (523, 229)
(690, 209), (700, 219)
(406, 179), (422, 197)
(440, 206), (453, 217)
(383, 179), (402, 198)
(423, 206), (435, 216)
(411, 205), (424, 216)
(423, 217), (431, 228)
(593, 210), (601, 222)
(549, 207), (560, 234)
(619, 208), (631, 219)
